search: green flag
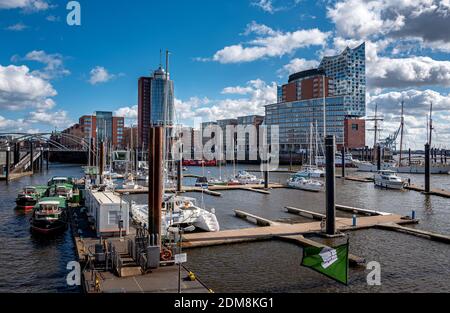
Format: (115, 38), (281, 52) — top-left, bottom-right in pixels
(301, 242), (349, 285)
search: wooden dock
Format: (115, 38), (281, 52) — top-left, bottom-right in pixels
(235, 209), (280, 226)
(285, 206), (325, 220)
(376, 222), (450, 243)
(405, 184), (450, 198)
(0, 171), (33, 181)
(116, 183), (286, 196)
(182, 213), (418, 248)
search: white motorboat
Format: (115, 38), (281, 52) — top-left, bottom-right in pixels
(354, 160), (397, 172)
(373, 170), (405, 190)
(315, 153), (355, 167)
(130, 195), (220, 235)
(103, 170), (124, 179)
(287, 176), (323, 192)
(294, 165), (325, 178)
(235, 171), (264, 185)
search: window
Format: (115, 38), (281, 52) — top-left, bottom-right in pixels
(352, 124), (359, 131)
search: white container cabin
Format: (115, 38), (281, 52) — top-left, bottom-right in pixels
(85, 189), (129, 237)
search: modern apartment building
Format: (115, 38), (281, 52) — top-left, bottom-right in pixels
(78, 112), (125, 148)
(265, 43), (366, 155)
(138, 66), (174, 148)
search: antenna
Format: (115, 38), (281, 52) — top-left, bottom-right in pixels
(159, 49), (162, 68)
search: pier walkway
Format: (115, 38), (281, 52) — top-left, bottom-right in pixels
(182, 213), (417, 248)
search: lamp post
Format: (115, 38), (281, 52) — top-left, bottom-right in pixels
(169, 224), (195, 293)
(119, 192), (129, 241)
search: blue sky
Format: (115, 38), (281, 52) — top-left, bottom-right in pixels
(1, 0), (450, 149)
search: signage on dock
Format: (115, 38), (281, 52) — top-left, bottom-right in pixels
(174, 253), (187, 264)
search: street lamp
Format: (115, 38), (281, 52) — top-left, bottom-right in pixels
(119, 192), (129, 241)
(168, 224), (195, 293)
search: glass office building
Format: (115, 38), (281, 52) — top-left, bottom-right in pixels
(95, 111), (113, 142)
(319, 42), (365, 117)
(265, 43), (366, 153)
(150, 67), (174, 126)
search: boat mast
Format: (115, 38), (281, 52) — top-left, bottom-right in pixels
(373, 103), (378, 147)
(315, 121), (319, 166)
(399, 100), (404, 166)
(429, 101), (433, 145)
(309, 123), (313, 166)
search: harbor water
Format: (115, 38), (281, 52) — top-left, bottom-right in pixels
(0, 163), (449, 292)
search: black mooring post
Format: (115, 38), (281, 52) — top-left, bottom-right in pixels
(39, 148), (43, 172)
(341, 146), (345, 178)
(325, 135), (336, 235)
(13, 142), (19, 166)
(376, 145), (381, 171)
(408, 148), (411, 166)
(29, 141), (34, 173)
(425, 143), (431, 193)
(5, 147), (10, 184)
(177, 160), (183, 192)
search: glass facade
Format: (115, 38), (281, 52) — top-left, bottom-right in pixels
(319, 42), (365, 117)
(150, 67), (174, 126)
(266, 43), (366, 152)
(266, 96), (347, 152)
(95, 111), (113, 142)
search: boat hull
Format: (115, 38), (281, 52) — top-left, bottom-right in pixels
(397, 165), (450, 174)
(30, 220), (67, 235)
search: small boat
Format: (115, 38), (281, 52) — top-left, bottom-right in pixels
(234, 171), (264, 185)
(47, 176), (72, 187)
(287, 176), (323, 192)
(294, 165), (325, 178)
(195, 176), (209, 188)
(373, 170), (405, 190)
(30, 198), (67, 235)
(15, 186), (47, 210)
(50, 184), (73, 200)
(131, 195), (220, 235)
(354, 160), (397, 172)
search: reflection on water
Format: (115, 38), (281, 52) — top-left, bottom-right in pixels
(0, 163), (449, 292)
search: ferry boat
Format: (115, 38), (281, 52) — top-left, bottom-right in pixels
(15, 186), (48, 210)
(287, 176), (323, 192)
(30, 197), (67, 235)
(373, 170), (405, 190)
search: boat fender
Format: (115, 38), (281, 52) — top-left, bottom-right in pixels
(160, 248), (172, 261)
(188, 271), (196, 281)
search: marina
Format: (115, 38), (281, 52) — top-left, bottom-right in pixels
(1, 157), (450, 293)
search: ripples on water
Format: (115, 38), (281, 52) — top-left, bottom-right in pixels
(0, 163), (449, 292)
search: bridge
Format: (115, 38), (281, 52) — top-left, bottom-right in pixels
(0, 132), (96, 183)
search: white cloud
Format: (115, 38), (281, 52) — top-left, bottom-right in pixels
(46, 14), (59, 22)
(367, 56), (450, 89)
(176, 79), (276, 123)
(88, 66), (116, 85)
(251, 0), (278, 14)
(367, 89), (450, 149)
(206, 22), (329, 63)
(16, 50), (70, 80)
(115, 105), (138, 120)
(0, 64), (57, 111)
(5, 22), (27, 31)
(278, 58), (319, 76)
(0, 0), (50, 11)
(327, 0), (450, 52)
(28, 110), (72, 128)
